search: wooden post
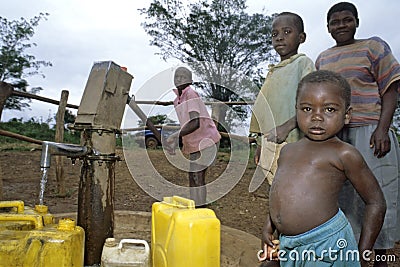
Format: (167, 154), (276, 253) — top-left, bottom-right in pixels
(0, 81), (13, 200)
(55, 90), (69, 196)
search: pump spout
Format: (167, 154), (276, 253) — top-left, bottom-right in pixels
(40, 141), (89, 168)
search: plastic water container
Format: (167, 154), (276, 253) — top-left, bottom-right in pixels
(151, 196), (220, 267)
(101, 238), (150, 267)
(0, 201), (84, 267)
(0, 200), (54, 231)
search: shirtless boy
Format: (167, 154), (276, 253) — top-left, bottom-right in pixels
(261, 70), (386, 266)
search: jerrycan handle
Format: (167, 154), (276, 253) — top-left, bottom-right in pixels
(118, 239), (150, 254)
(163, 195), (195, 209)
(0, 200), (24, 213)
(0, 214), (44, 229)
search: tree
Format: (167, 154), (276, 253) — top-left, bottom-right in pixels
(139, 0), (276, 130)
(138, 114), (176, 127)
(0, 13), (52, 110)
(52, 109), (76, 128)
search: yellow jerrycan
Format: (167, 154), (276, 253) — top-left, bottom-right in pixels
(151, 196), (220, 267)
(0, 200), (84, 267)
(0, 200), (54, 231)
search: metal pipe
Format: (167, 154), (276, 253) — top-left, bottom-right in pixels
(40, 141), (89, 169)
(127, 97), (162, 143)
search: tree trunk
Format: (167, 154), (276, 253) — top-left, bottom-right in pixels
(211, 102), (228, 131)
(0, 82), (14, 121)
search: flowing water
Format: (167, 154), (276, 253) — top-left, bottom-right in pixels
(39, 168), (48, 205)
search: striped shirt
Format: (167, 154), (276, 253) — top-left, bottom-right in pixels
(316, 37), (400, 126)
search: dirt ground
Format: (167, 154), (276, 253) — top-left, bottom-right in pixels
(1, 147), (399, 266)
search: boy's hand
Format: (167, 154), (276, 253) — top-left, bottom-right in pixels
(369, 127), (390, 158)
(258, 239), (280, 261)
(260, 214), (278, 262)
(265, 125), (289, 144)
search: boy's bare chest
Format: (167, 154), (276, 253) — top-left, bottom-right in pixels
(284, 147), (332, 165)
(276, 146), (344, 182)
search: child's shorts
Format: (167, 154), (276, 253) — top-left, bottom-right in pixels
(279, 209), (360, 266)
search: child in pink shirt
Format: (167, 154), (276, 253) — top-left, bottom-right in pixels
(167, 66), (221, 207)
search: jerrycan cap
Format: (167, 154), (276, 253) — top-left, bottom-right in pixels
(35, 204), (48, 213)
(57, 218), (76, 231)
(104, 238), (117, 247)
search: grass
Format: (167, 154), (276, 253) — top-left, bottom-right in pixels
(0, 142), (41, 151)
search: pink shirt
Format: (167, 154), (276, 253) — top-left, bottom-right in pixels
(173, 86), (221, 154)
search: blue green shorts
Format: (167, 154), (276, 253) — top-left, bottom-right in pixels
(279, 209), (360, 266)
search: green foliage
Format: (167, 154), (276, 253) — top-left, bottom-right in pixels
(0, 117), (128, 149)
(0, 117), (80, 145)
(63, 109), (76, 124)
(0, 13), (52, 110)
(139, 0), (276, 127)
(140, 0), (275, 74)
(137, 114), (176, 126)
(52, 109), (76, 125)
(116, 134), (123, 147)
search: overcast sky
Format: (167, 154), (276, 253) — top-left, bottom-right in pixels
(2, 0), (400, 127)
